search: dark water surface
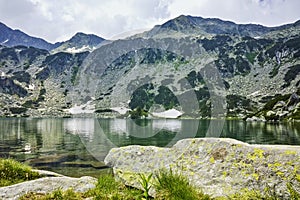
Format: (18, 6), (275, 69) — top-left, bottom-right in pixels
(0, 118), (299, 177)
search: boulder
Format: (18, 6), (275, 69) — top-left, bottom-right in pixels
(104, 138), (300, 199)
(246, 116), (266, 122)
(273, 101), (286, 110)
(0, 176), (96, 200)
(287, 93), (300, 107)
(266, 110), (276, 117)
(276, 110), (289, 117)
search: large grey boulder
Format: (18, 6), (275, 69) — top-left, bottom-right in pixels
(104, 138), (300, 198)
(0, 176), (96, 200)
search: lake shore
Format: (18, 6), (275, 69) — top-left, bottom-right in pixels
(1, 138), (300, 199)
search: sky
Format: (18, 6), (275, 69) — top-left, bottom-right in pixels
(0, 0), (299, 43)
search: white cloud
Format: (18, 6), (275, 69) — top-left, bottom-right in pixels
(167, 0), (300, 26)
(0, 0), (298, 43)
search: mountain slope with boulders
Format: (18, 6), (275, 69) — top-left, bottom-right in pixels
(0, 15), (299, 120)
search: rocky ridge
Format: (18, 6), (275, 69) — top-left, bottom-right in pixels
(51, 32), (105, 53)
(0, 16), (299, 119)
(0, 22), (56, 51)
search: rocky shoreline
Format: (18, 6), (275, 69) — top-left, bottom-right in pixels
(1, 138), (299, 199)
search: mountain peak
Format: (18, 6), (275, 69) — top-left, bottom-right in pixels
(142, 15), (298, 38)
(0, 22), (9, 28)
(0, 21), (54, 50)
(69, 32), (105, 43)
(52, 32), (105, 53)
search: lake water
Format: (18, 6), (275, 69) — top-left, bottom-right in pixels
(0, 118), (299, 177)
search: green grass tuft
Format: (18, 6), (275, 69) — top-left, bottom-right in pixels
(139, 173), (153, 199)
(20, 188), (83, 200)
(0, 158), (41, 187)
(14, 165), (300, 200)
(154, 169), (211, 200)
(86, 173), (143, 200)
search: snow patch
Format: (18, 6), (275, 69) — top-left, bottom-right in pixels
(68, 101), (95, 114)
(65, 45), (96, 53)
(1, 39), (9, 44)
(248, 90), (260, 97)
(151, 109), (183, 119)
(28, 84), (35, 90)
(110, 107), (130, 115)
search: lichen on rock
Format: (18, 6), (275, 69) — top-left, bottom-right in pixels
(104, 138), (300, 198)
(0, 176), (97, 200)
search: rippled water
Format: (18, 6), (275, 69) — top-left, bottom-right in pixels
(0, 118), (299, 177)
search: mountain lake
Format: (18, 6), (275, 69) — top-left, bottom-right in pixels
(0, 118), (299, 177)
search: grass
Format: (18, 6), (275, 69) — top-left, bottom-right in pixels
(19, 170), (300, 200)
(19, 173), (144, 200)
(20, 188), (84, 200)
(2, 159), (299, 200)
(139, 173), (153, 199)
(0, 158), (41, 187)
(246, 52), (257, 64)
(85, 173), (143, 199)
(20, 170), (211, 200)
(154, 169), (211, 200)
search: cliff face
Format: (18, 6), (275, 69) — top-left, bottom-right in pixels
(0, 16), (300, 119)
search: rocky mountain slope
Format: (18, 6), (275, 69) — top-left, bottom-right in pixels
(0, 22), (56, 50)
(52, 32), (105, 53)
(0, 22), (105, 52)
(0, 15), (299, 120)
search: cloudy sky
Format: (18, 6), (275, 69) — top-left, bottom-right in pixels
(0, 0), (299, 43)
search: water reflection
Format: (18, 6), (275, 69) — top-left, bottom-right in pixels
(1, 119), (300, 155)
(64, 118), (95, 141)
(220, 121), (300, 145)
(0, 118), (299, 177)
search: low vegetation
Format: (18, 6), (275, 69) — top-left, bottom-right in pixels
(1, 159), (299, 199)
(19, 169), (300, 200)
(282, 64), (300, 88)
(0, 158), (41, 187)
(154, 169), (211, 200)
(85, 173), (143, 199)
(129, 84), (179, 116)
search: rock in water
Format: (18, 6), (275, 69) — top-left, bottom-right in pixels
(104, 138), (300, 198)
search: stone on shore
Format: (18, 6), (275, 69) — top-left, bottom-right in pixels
(104, 138), (300, 199)
(0, 176), (96, 200)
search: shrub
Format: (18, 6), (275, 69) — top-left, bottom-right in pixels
(9, 107), (28, 114)
(129, 107), (148, 119)
(154, 86), (179, 110)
